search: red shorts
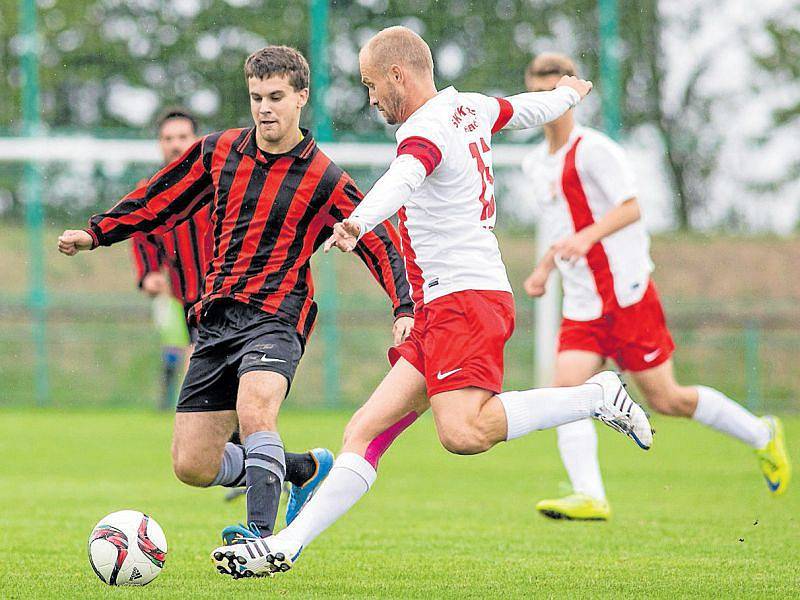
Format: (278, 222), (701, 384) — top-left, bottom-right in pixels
(558, 281), (675, 372)
(388, 290), (515, 396)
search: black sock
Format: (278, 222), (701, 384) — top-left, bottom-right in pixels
(285, 452), (316, 486)
(244, 431), (285, 536)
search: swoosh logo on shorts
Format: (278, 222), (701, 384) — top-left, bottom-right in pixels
(643, 349), (662, 363)
(436, 368), (462, 380)
(261, 356), (286, 363)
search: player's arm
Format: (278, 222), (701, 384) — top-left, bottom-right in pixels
(492, 76), (592, 133)
(58, 138), (213, 256)
(324, 154), (427, 253)
(552, 198), (640, 264)
(523, 247), (557, 298)
(131, 234), (169, 296)
(552, 140), (640, 263)
(328, 175), (416, 345)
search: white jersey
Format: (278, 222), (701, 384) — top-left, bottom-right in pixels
(522, 125), (654, 321)
(350, 85), (581, 307)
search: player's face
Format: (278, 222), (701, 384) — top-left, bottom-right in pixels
(158, 118), (197, 163)
(360, 57), (405, 125)
(526, 74), (561, 93)
(248, 76), (308, 147)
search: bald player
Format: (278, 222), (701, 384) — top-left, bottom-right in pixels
(520, 53), (790, 520)
(211, 27), (655, 578)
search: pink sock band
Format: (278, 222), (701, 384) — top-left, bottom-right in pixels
(364, 411), (418, 469)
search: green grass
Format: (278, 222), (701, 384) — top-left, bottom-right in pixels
(1, 410), (798, 598)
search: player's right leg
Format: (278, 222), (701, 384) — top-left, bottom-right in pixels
(536, 350), (610, 521)
(211, 358), (429, 578)
(171, 328), (243, 488)
(172, 411), (240, 486)
(630, 359), (790, 495)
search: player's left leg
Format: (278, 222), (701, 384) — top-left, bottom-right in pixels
(629, 359), (789, 494)
(428, 372), (652, 456)
(423, 291), (652, 454)
(212, 358), (429, 578)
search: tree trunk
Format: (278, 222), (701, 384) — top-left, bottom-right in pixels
(641, 0), (693, 230)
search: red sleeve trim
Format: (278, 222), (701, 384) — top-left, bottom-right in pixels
(492, 97), (514, 134)
(84, 227), (100, 249)
(397, 136), (442, 176)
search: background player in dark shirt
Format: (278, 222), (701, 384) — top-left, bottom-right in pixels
(58, 46), (414, 553)
(130, 108), (212, 408)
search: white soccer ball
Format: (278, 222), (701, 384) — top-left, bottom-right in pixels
(87, 510), (167, 586)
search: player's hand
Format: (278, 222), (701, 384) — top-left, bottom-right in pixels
(523, 269), (549, 297)
(552, 230), (594, 265)
(323, 219), (361, 253)
(142, 272), (169, 297)
(557, 75), (593, 100)
(58, 229), (93, 256)
(392, 316), (414, 346)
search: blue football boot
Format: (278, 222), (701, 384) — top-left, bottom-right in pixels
(286, 448), (334, 525)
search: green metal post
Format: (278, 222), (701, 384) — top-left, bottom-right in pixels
(744, 322), (762, 412)
(310, 0), (339, 408)
(20, 0), (49, 405)
(598, 0), (622, 140)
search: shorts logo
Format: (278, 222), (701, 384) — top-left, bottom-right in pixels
(643, 349), (662, 363)
(261, 356), (286, 363)
(436, 368), (462, 380)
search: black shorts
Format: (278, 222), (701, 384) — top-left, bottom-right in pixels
(176, 300), (304, 413)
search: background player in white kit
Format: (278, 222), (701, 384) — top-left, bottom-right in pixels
(521, 53), (791, 521)
(210, 28), (655, 578)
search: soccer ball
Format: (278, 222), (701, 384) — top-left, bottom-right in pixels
(87, 510), (167, 586)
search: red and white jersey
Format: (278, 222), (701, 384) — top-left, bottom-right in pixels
(392, 87), (515, 305)
(523, 125), (654, 321)
(350, 85), (581, 307)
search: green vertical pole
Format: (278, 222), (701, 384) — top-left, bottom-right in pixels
(310, 0), (339, 408)
(20, 0), (49, 405)
(744, 322), (762, 412)
(598, 0), (622, 140)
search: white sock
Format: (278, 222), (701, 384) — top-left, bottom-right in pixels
(557, 419), (606, 500)
(692, 386), (770, 449)
(498, 384), (599, 441)
(275, 452), (376, 549)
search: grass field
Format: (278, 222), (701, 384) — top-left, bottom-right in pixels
(2, 410), (798, 598)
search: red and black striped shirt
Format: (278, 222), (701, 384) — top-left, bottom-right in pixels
(88, 128), (413, 339)
(130, 204), (213, 310)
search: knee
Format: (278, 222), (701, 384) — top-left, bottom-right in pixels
(646, 388), (696, 417)
(237, 403), (278, 438)
(172, 447), (217, 487)
(437, 420), (492, 455)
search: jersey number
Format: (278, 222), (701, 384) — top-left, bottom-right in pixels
(469, 137), (496, 222)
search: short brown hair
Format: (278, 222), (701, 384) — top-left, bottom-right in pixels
(244, 45), (310, 90)
(526, 53), (578, 80)
(155, 107), (198, 135)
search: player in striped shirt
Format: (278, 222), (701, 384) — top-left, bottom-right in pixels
(57, 46), (413, 552)
(521, 53), (790, 520)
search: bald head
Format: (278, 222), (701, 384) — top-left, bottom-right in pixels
(360, 26), (434, 77)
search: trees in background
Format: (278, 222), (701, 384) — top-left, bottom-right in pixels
(0, 0), (797, 230)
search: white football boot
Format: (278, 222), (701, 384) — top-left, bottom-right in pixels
(587, 371), (653, 450)
(211, 535), (301, 579)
